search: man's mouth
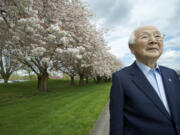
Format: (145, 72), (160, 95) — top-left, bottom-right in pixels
(147, 48), (158, 51)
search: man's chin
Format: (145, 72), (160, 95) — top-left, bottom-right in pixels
(146, 53), (161, 59)
(146, 50), (161, 56)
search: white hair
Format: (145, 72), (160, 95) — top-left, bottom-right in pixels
(128, 25), (159, 46)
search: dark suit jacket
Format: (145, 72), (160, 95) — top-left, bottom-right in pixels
(109, 61), (180, 135)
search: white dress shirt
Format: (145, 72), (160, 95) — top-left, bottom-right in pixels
(136, 60), (170, 114)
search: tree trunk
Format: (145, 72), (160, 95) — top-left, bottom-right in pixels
(3, 76), (9, 85)
(71, 76), (74, 85)
(2, 74), (10, 85)
(104, 77), (108, 82)
(37, 76), (41, 90)
(37, 73), (48, 92)
(96, 76), (101, 83)
(85, 77), (88, 84)
(79, 74), (84, 86)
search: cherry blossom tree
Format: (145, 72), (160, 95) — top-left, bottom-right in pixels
(0, 0), (71, 91)
(55, 22), (123, 85)
(92, 51), (123, 83)
(53, 0), (94, 85)
(53, 0), (123, 85)
(0, 18), (21, 84)
(0, 0), (123, 88)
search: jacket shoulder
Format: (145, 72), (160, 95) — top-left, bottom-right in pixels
(159, 65), (177, 74)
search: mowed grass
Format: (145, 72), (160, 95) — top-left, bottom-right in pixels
(0, 80), (111, 135)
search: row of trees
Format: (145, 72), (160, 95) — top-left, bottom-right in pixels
(0, 0), (122, 92)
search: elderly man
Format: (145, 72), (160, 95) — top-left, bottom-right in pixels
(109, 26), (180, 135)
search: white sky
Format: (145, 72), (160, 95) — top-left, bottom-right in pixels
(83, 0), (180, 70)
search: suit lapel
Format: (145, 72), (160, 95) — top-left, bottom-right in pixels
(160, 67), (178, 123)
(130, 62), (171, 120)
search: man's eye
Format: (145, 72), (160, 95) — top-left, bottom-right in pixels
(141, 36), (148, 39)
(155, 35), (161, 38)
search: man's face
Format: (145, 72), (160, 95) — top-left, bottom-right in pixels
(129, 26), (163, 61)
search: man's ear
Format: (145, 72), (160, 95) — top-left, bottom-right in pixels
(129, 44), (135, 54)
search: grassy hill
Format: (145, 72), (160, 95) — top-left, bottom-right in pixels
(0, 80), (111, 135)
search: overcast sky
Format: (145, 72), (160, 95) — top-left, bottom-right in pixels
(83, 0), (180, 70)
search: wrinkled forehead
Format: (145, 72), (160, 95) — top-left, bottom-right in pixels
(135, 26), (160, 36)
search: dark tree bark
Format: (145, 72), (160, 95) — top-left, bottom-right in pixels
(37, 72), (48, 92)
(79, 74), (84, 86)
(104, 77), (108, 82)
(3, 75), (9, 84)
(70, 76), (74, 85)
(96, 76), (102, 83)
(1, 72), (11, 85)
(85, 77), (88, 84)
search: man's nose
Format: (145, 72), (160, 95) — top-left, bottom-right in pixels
(149, 35), (158, 43)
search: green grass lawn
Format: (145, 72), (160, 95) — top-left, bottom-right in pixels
(0, 80), (111, 135)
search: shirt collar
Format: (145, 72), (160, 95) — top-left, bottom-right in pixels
(136, 60), (160, 75)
